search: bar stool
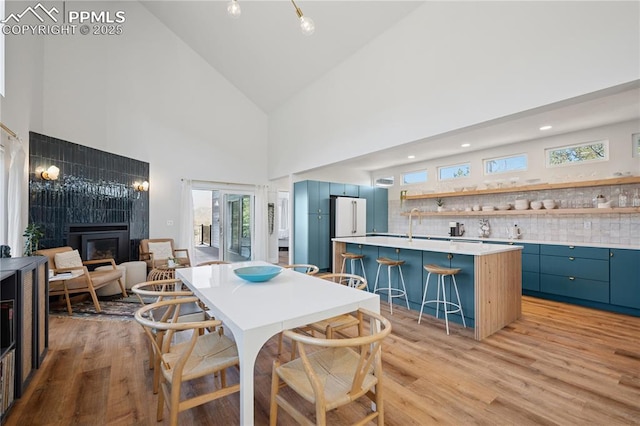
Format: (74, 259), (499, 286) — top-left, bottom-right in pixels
(419, 264), (466, 335)
(340, 252), (367, 290)
(373, 257), (409, 314)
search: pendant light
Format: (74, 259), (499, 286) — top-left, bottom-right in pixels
(291, 0), (315, 35)
(227, 0), (241, 18)
(226, 0), (315, 35)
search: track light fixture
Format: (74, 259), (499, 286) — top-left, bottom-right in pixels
(226, 0), (315, 35)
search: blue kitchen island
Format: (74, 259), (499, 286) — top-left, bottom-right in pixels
(333, 236), (523, 340)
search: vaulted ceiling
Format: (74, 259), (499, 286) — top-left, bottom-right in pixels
(141, 1), (639, 174)
(141, 1), (423, 113)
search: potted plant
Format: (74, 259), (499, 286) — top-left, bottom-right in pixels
(436, 198), (445, 212)
(23, 223), (44, 256)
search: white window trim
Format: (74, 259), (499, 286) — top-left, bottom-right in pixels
(437, 163), (471, 181)
(400, 170), (427, 186)
(545, 139), (609, 168)
(483, 153), (528, 175)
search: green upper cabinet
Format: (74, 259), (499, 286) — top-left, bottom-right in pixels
(610, 249), (640, 310)
(359, 186), (388, 233)
(329, 182), (359, 197)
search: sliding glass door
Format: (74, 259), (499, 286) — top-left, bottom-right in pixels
(192, 187), (254, 264)
(223, 192), (253, 262)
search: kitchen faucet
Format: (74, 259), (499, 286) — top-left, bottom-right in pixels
(408, 208), (422, 242)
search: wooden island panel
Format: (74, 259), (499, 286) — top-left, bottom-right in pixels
(474, 250), (522, 340)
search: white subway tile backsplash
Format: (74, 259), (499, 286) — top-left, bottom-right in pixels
(389, 183), (640, 246)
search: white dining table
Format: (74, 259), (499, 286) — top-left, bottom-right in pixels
(176, 261), (380, 426)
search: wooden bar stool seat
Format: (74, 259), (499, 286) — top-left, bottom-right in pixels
(419, 264), (466, 335)
(373, 257), (409, 314)
(340, 252), (368, 290)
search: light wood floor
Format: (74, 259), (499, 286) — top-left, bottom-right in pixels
(5, 296), (640, 425)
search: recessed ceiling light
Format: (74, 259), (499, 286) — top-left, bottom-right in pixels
(539, 125), (552, 131)
(407, 155), (415, 159)
(461, 143), (471, 148)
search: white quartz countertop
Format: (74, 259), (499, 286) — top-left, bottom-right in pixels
(333, 236), (522, 256)
(370, 233), (640, 250)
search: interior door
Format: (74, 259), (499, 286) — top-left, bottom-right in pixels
(222, 192), (253, 262)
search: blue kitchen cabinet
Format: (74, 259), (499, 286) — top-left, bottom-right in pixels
(521, 243), (540, 292)
(371, 246), (422, 309)
(293, 212), (330, 271)
(610, 249), (640, 310)
(294, 180), (330, 214)
(359, 186), (388, 233)
(418, 251), (474, 326)
(449, 253), (475, 325)
(360, 244), (380, 290)
(309, 214), (330, 271)
(539, 244), (610, 303)
(341, 243), (368, 278)
(540, 244), (609, 260)
(329, 182), (359, 197)
(396, 248), (423, 309)
(294, 181), (331, 271)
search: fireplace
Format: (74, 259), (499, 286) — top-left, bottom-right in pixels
(67, 223), (130, 265)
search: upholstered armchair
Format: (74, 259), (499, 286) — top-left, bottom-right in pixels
(138, 238), (191, 270)
(35, 246), (126, 315)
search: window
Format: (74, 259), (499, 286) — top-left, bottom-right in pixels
(374, 176), (394, 187)
(546, 140), (608, 167)
(484, 153), (527, 175)
(438, 163), (470, 180)
(401, 170), (427, 185)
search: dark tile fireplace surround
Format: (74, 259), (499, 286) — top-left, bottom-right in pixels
(28, 132), (149, 261)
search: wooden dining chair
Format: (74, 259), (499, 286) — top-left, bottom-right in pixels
(196, 260), (230, 266)
(282, 264), (319, 275)
(270, 308), (391, 426)
(281, 273), (368, 360)
(132, 279), (208, 394)
(307, 273), (368, 339)
(277, 264), (320, 356)
(135, 297), (240, 426)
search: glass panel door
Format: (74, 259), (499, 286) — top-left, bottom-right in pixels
(191, 190), (220, 265)
(223, 192), (252, 262)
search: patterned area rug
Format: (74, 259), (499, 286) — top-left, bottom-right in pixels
(49, 295), (152, 322)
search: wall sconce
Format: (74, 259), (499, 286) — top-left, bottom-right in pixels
(38, 165), (60, 180)
(134, 181), (149, 191)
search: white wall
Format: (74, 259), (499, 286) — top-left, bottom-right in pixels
(38, 1), (268, 240)
(0, 0), (45, 254)
(268, 1), (640, 179)
(377, 120), (640, 200)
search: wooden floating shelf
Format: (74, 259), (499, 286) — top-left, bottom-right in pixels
(400, 207), (640, 217)
(404, 176), (640, 200)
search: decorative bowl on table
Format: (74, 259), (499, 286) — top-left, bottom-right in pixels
(233, 265), (282, 282)
(531, 201), (543, 210)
